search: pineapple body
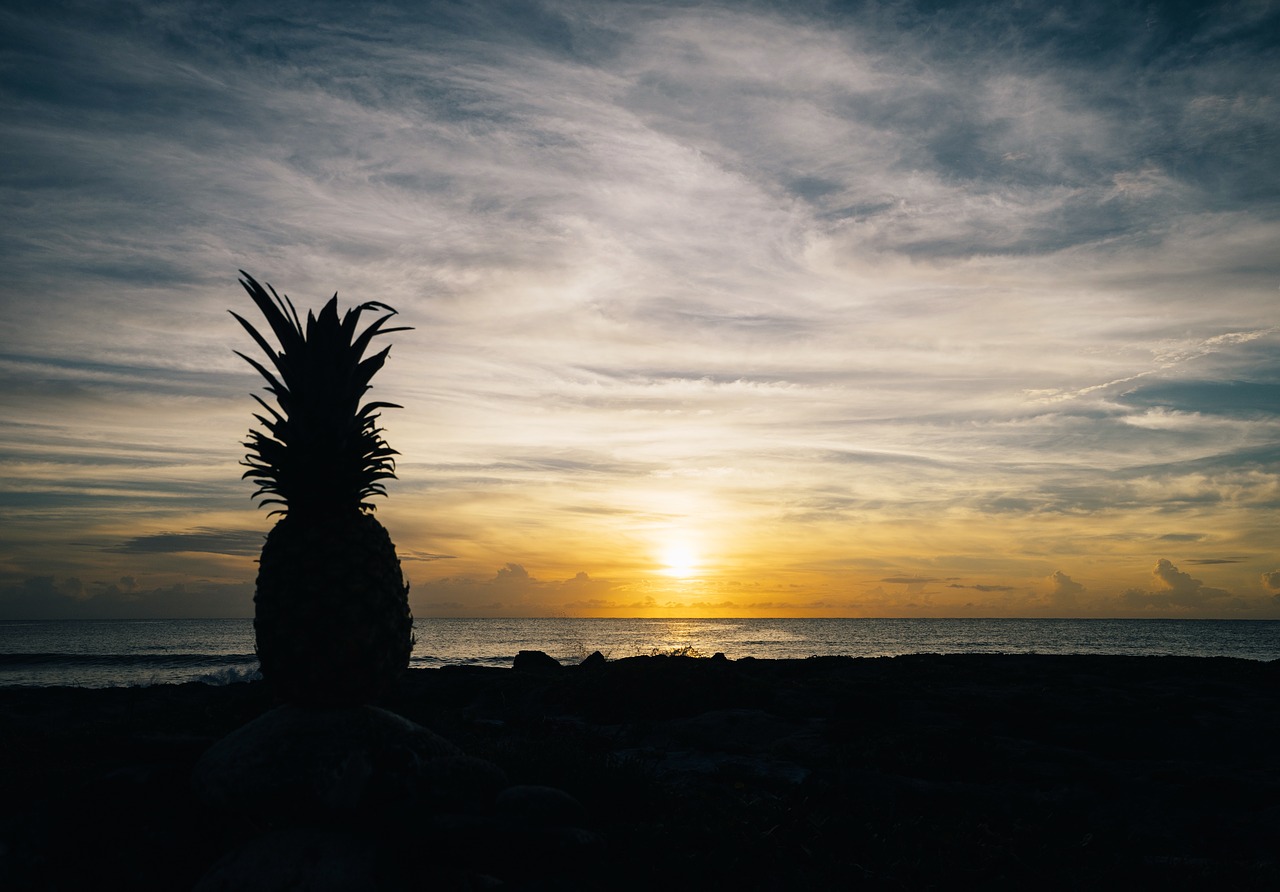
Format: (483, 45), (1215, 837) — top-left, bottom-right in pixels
(254, 512), (413, 705)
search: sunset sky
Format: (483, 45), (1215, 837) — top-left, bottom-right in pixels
(2, 0), (1278, 619)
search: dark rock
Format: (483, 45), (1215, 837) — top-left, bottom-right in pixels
(579, 650), (607, 669)
(513, 649), (562, 672)
(196, 829), (492, 892)
(192, 704), (505, 820)
(712, 651), (728, 662)
(497, 784), (587, 828)
(629, 707), (824, 782)
(7, 654), (1280, 890)
(491, 784), (602, 880)
(194, 828), (384, 892)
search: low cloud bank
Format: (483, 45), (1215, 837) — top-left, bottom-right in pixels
(0, 575), (252, 619)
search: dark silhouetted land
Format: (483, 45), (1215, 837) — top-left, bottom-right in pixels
(2, 653), (1277, 889)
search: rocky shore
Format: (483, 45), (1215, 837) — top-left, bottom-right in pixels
(2, 652), (1277, 889)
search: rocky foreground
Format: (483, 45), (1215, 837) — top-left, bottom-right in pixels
(1, 652), (1277, 889)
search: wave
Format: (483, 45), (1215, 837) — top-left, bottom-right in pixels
(0, 652), (258, 667)
(196, 664), (262, 686)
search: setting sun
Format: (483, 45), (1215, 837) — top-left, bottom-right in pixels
(658, 543), (700, 578)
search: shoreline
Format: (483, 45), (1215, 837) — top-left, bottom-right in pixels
(3, 652), (1278, 888)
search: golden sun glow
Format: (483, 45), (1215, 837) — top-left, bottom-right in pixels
(658, 542), (700, 578)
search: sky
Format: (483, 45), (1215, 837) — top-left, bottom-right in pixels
(2, 0), (1278, 620)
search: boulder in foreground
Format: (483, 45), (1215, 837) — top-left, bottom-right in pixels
(192, 704), (505, 820)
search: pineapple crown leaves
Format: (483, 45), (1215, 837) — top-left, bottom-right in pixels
(231, 271), (413, 516)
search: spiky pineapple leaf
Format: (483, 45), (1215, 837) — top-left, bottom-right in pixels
(232, 272), (412, 516)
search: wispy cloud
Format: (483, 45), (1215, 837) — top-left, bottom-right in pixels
(106, 528), (264, 556)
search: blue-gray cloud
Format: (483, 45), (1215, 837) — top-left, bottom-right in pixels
(107, 528), (265, 556)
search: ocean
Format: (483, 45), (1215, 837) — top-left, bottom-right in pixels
(1, 617), (1277, 688)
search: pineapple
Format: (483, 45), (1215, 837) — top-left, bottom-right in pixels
(231, 271), (414, 705)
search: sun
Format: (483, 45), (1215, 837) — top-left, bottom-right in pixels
(658, 543), (700, 578)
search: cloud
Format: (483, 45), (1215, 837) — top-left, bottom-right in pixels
(1262, 570), (1280, 593)
(1121, 559), (1241, 612)
(0, 575), (252, 619)
(495, 563), (530, 583)
(107, 528), (265, 556)
(879, 576), (939, 596)
(1155, 559), (1220, 594)
(560, 570), (613, 594)
(415, 564), (619, 615)
(1048, 571), (1086, 607)
(400, 551), (456, 563)
(1, 576), (87, 608)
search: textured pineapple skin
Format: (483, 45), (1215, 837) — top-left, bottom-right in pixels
(253, 512), (414, 705)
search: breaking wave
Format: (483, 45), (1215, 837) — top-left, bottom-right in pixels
(0, 652), (260, 688)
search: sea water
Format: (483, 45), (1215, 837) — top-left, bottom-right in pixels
(0, 617), (1276, 688)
